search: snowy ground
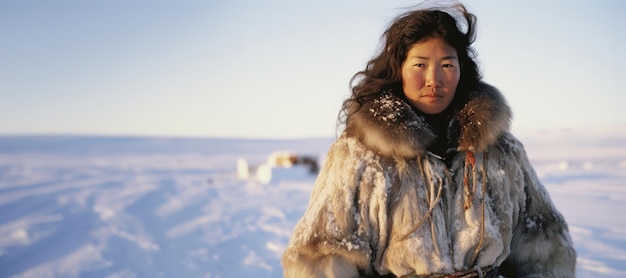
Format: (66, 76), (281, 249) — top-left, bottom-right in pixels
(0, 127), (625, 277)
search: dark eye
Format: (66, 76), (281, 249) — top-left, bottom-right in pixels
(413, 63), (426, 68)
(442, 64), (454, 68)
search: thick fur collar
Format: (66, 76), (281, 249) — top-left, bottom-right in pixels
(345, 82), (512, 158)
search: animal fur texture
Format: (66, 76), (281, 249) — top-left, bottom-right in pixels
(282, 83), (576, 277)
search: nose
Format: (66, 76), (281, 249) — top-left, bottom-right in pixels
(425, 66), (442, 88)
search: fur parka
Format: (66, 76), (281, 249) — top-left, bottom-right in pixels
(282, 83), (576, 277)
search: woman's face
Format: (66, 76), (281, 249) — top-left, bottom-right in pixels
(401, 37), (461, 114)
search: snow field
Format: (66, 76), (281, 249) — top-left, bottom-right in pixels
(0, 128), (624, 277)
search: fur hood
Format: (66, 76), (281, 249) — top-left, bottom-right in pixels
(345, 82), (512, 157)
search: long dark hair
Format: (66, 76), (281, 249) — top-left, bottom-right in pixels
(338, 3), (481, 131)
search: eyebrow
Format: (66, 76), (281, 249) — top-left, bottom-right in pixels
(412, 55), (458, 60)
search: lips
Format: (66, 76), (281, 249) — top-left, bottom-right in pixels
(421, 93), (443, 102)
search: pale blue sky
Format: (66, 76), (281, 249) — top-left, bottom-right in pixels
(1, 0), (624, 138)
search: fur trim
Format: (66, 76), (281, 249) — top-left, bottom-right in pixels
(345, 91), (435, 158)
(282, 255), (360, 278)
(345, 82), (512, 157)
(455, 83), (512, 152)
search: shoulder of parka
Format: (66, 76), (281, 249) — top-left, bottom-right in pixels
(344, 82), (512, 158)
(491, 134), (578, 277)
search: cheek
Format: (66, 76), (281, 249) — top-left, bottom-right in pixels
(402, 71), (425, 90)
(454, 70), (461, 83)
(445, 70), (461, 88)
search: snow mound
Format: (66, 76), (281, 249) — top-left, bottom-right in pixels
(256, 163), (314, 185)
(239, 151), (319, 185)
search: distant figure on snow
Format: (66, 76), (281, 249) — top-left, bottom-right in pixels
(282, 2), (576, 277)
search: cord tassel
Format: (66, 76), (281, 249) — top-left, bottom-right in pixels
(427, 165), (442, 256)
(470, 152), (488, 267)
(397, 159), (443, 242)
(464, 151), (476, 210)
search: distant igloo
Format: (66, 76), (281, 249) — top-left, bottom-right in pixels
(238, 151), (319, 184)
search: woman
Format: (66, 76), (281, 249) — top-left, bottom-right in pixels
(282, 3), (576, 278)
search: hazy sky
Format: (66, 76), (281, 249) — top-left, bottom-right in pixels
(1, 0), (624, 138)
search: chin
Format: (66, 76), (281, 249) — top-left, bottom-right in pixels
(418, 106), (447, 115)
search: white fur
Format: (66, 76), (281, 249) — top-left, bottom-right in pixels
(283, 255), (359, 278)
